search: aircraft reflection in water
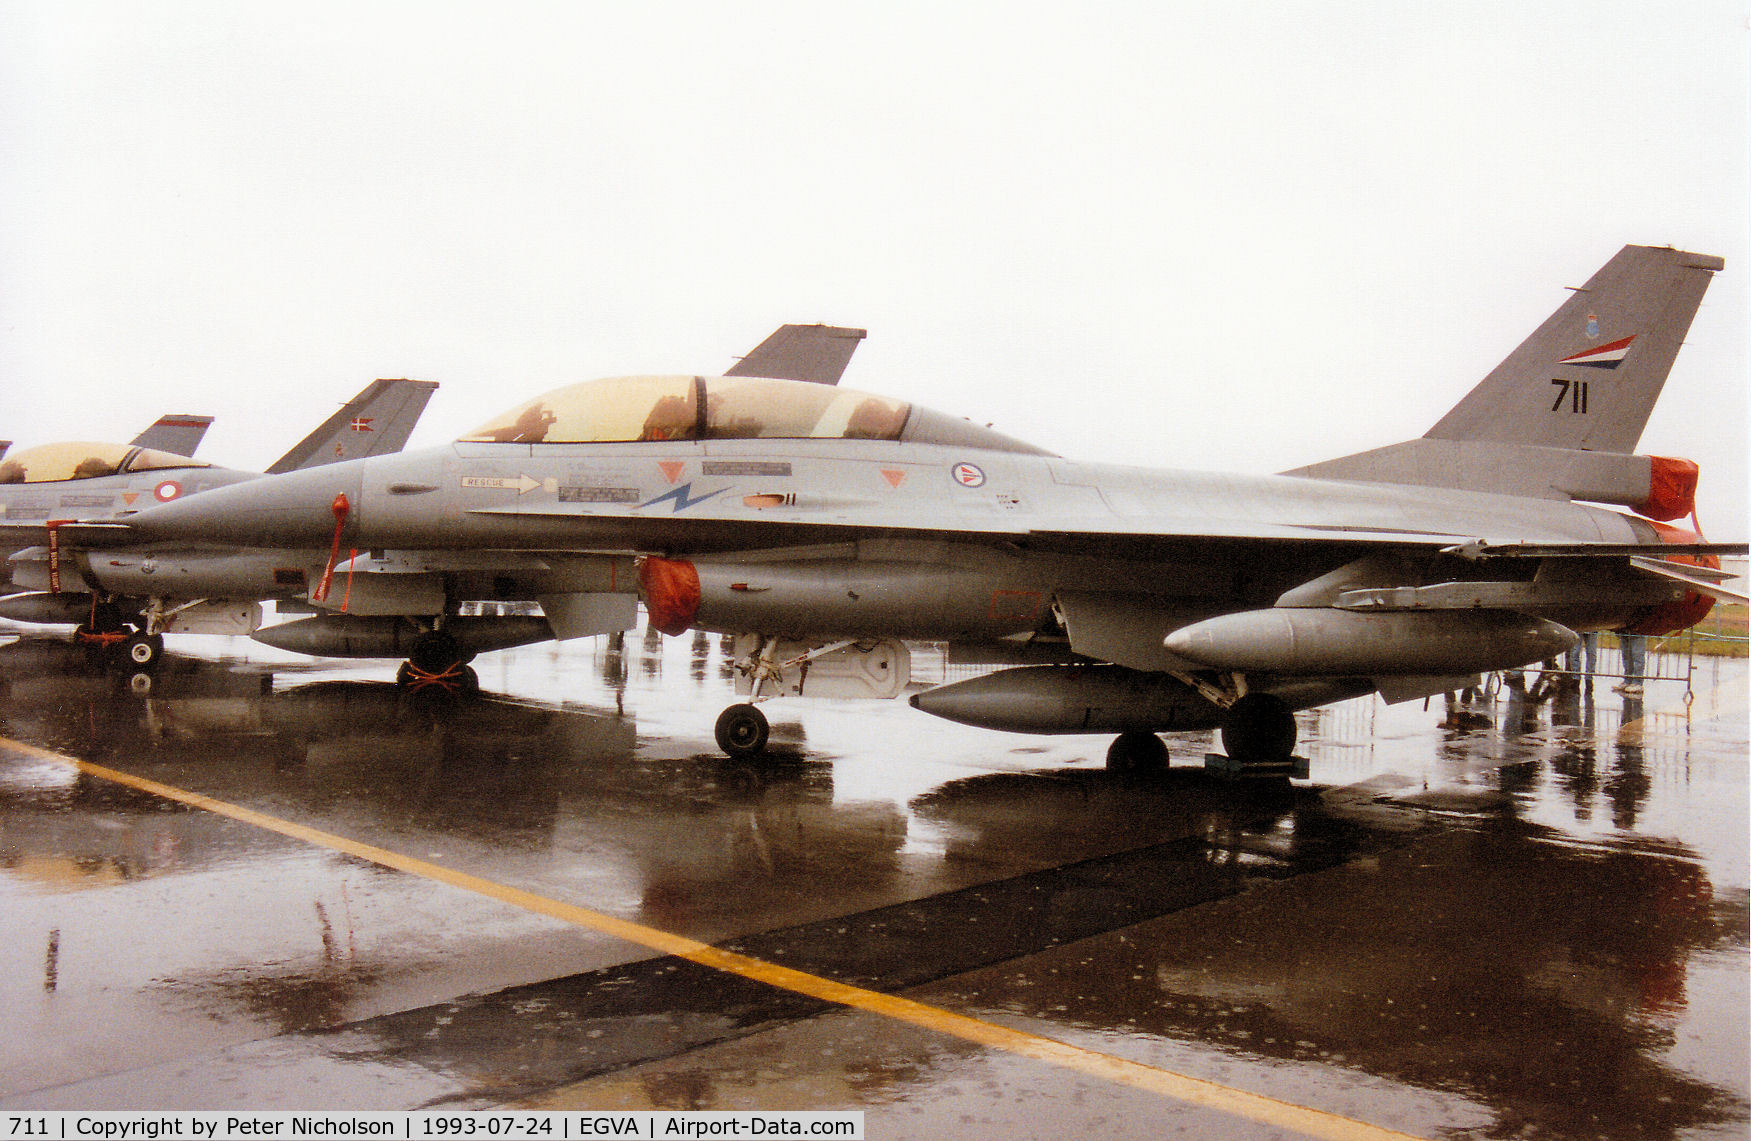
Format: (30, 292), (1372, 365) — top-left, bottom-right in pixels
(0, 633), (906, 938)
(50, 245), (1744, 771)
(1, 633), (1742, 1130)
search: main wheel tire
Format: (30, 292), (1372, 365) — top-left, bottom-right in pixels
(409, 631), (463, 675)
(715, 703), (771, 759)
(1219, 693), (1297, 762)
(1106, 731), (1168, 774)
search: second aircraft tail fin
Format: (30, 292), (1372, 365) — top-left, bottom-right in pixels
(725, 324), (868, 385)
(266, 378), (439, 474)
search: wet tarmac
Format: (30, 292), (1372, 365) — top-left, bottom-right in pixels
(0, 621), (1744, 1139)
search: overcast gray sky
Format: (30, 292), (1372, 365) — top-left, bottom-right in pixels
(3, 1), (1746, 530)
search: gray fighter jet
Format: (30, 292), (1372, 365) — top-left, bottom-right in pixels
(0, 415), (211, 471)
(0, 377), (438, 661)
(0, 327), (864, 668)
(35, 249), (1748, 768)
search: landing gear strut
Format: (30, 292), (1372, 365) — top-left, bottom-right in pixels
(713, 635), (787, 759)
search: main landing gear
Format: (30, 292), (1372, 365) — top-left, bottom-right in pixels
(1105, 731), (1168, 774)
(394, 629), (479, 696)
(1208, 692), (1307, 780)
(1103, 691), (1308, 780)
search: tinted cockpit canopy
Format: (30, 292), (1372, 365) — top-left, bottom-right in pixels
(0, 442), (211, 485)
(458, 375), (1051, 455)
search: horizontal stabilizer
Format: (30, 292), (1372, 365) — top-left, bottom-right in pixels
(1628, 556), (1749, 604)
(1443, 539), (1748, 560)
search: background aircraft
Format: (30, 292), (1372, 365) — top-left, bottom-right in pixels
(0, 327), (864, 670)
(0, 377), (438, 662)
(129, 414), (216, 458)
(32, 249), (1748, 766)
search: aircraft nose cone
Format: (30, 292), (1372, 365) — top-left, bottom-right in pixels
(127, 464), (365, 549)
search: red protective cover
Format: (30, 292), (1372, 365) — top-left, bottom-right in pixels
(1633, 456), (1699, 522)
(639, 557), (701, 636)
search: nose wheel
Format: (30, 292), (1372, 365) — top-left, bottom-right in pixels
(715, 703), (770, 759)
(121, 632), (165, 668)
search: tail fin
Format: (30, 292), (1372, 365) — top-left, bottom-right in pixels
(1286, 246), (1723, 509)
(266, 378), (439, 474)
(130, 414), (215, 457)
(1426, 244), (1722, 452)
(725, 324), (867, 384)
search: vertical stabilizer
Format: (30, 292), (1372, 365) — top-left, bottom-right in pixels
(726, 324), (868, 384)
(1425, 245), (1722, 453)
(266, 379), (439, 474)
(131, 414), (215, 457)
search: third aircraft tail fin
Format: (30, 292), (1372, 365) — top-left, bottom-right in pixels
(131, 414), (215, 457)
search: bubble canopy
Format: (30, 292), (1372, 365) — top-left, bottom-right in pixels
(458, 375), (1051, 455)
(0, 442), (211, 485)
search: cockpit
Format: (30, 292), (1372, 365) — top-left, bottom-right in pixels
(458, 375), (1053, 455)
(0, 442), (212, 485)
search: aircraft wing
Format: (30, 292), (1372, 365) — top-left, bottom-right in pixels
(265, 378), (439, 474)
(130, 414), (215, 457)
(725, 325), (868, 384)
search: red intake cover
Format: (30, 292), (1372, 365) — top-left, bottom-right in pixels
(639, 557), (701, 636)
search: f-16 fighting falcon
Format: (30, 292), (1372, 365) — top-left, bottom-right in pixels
(0, 326), (864, 671)
(30, 248), (1747, 771)
(0, 377), (439, 664)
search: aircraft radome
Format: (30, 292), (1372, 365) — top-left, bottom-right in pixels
(26, 249), (1748, 771)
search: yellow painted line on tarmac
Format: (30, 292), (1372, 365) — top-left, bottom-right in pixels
(1, 735), (1426, 1141)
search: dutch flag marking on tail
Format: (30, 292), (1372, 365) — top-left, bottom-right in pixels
(1559, 335), (1635, 369)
